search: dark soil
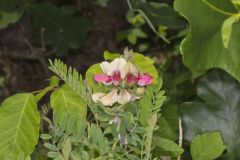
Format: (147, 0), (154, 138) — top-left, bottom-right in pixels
(0, 0), (129, 101)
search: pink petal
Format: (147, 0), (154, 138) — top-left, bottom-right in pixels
(137, 73), (153, 86)
(126, 74), (137, 84)
(112, 72), (121, 85)
(94, 74), (112, 85)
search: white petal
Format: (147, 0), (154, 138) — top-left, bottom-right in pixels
(92, 93), (106, 103)
(109, 58), (126, 76)
(100, 88), (118, 106)
(115, 58), (127, 71)
(120, 62), (138, 79)
(129, 62), (139, 77)
(120, 64), (129, 79)
(118, 89), (131, 105)
(100, 62), (112, 76)
(131, 95), (140, 101)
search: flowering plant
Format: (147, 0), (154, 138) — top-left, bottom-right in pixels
(92, 48), (153, 106)
(0, 48), (185, 160)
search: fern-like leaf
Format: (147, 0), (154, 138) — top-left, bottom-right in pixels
(139, 78), (166, 126)
(48, 59), (89, 101)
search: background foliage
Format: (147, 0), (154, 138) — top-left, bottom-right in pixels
(0, 0), (240, 159)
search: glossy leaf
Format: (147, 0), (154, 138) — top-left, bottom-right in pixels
(180, 70), (240, 156)
(0, 93), (40, 159)
(190, 132), (225, 160)
(51, 85), (87, 121)
(31, 4), (90, 55)
(174, 0), (240, 81)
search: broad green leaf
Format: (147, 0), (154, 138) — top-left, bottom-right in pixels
(0, 93), (40, 159)
(190, 132), (225, 160)
(174, 0), (240, 81)
(31, 4), (90, 55)
(180, 70), (240, 157)
(51, 85), (87, 121)
(154, 136), (184, 157)
(221, 15), (239, 48)
(0, 10), (23, 29)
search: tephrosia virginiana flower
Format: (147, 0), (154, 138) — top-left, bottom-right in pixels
(92, 48), (154, 106)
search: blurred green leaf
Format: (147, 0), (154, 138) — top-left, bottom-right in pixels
(127, 33), (137, 44)
(0, 0), (20, 12)
(132, 28), (147, 38)
(154, 136), (184, 157)
(31, 4), (90, 56)
(190, 132), (225, 160)
(180, 70), (240, 157)
(0, 77), (4, 87)
(174, 0), (240, 81)
(92, 0), (112, 7)
(221, 15), (239, 48)
(128, 0), (186, 28)
(103, 51), (120, 60)
(0, 10), (23, 29)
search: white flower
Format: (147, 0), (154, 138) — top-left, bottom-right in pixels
(100, 58), (127, 76)
(92, 88), (132, 106)
(118, 89), (132, 105)
(120, 62), (139, 79)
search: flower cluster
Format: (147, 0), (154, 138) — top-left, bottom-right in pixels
(92, 51), (153, 106)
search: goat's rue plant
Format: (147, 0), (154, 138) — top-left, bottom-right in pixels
(0, 48), (186, 159)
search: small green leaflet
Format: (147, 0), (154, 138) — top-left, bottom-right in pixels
(190, 132), (225, 160)
(51, 85), (87, 122)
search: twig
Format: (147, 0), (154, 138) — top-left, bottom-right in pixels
(177, 117), (183, 160)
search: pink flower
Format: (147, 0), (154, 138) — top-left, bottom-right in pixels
(94, 74), (112, 85)
(137, 73), (153, 86)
